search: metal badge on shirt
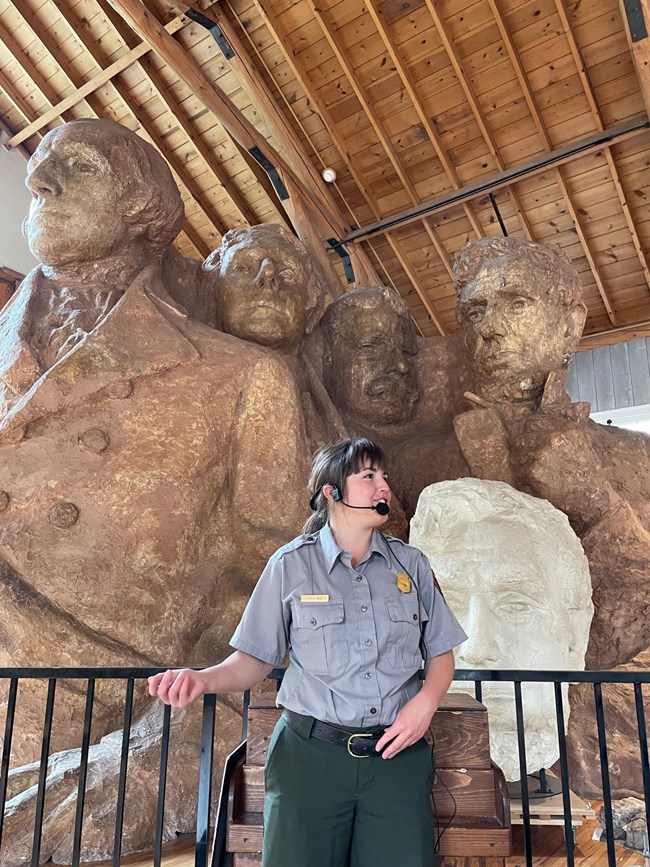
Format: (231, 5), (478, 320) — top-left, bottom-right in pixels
(396, 572), (411, 593)
(300, 594), (330, 602)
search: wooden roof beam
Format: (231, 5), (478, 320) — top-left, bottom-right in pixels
(105, 0), (352, 242)
(386, 233), (446, 335)
(487, 0), (616, 325)
(557, 0), (650, 292)
(95, 0), (270, 228)
(420, 0), (534, 241)
(4, 14), (187, 150)
(0, 15), (82, 128)
(361, 0), (483, 239)
(246, 0), (447, 320)
(344, 117), (649, 241)
(0, 68), (43, 152)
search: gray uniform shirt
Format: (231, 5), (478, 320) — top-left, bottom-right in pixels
(230, 524), (467, 728)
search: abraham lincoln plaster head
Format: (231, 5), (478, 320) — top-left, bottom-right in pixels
(319, 286), (419, 427)
(454, 237), (587, 403)
(204, 224), (323, 353)
(411, 478), (593, 780)
(23, 118), (183, 269)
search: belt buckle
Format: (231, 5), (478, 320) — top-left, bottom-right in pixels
(347, 732), (373, 758)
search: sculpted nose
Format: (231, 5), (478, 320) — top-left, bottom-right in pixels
(477, 307), (507, 339)
(386, 347), (409, 374)
(26, 163), (61, 198)
(254, 258), (279, 293)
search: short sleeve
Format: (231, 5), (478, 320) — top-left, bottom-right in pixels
(415, 552), (467, 658)
(230, 554), (290, 665)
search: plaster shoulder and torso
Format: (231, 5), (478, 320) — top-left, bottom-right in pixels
(231, 524), (466, 728)
(0, 265), (310, 664)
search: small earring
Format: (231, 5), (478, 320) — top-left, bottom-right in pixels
(561, 353), (572, 367)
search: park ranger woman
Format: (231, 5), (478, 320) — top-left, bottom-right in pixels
(149, 437), (466, 866)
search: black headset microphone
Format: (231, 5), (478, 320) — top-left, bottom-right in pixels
(308, 485), (390, 516)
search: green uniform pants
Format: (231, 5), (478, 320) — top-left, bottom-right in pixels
(263, 713), (436, 867)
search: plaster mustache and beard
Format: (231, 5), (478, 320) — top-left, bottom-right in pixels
(410, 479), (593, 781)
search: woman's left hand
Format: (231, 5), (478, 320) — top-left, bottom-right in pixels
(374, 692), (437, 759)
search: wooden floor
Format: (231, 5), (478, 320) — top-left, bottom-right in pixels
(90, 818), (649, 867)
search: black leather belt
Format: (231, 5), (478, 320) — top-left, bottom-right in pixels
(283, 709), (384, 758)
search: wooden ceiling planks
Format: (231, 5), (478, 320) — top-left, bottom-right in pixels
(0, 0), (649, 341)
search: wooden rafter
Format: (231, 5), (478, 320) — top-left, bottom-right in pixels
(4, 14), (187, 150)
(555, 0), (650, 293)
(486, 0), (617, 326)
(0, 67), (43, 150)
(418, 0), (535, 241)
(0, 14), (82, 126)
(246, 0), (446, 332)
(105, 0), (353, 243)
(360, 0), (485, 241)
(97, 0), (269, 228)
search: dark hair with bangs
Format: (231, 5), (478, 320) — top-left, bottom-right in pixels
(303, 437), (387, 535)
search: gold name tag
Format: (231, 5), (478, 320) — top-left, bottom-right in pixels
(300, 594), (330, 603)
(396, 572), (412, 594)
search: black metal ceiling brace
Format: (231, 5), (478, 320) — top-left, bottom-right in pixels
(248, 147), (290, 200)
(327, 238), (355, 284)
(184, 8), (235, 59)
(623, 0), (648, 41)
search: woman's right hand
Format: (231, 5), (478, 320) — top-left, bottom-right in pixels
(148, 668), (208, 708)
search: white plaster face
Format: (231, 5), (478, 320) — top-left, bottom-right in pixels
(410, 478), (593, 780)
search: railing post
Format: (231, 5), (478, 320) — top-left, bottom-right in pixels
(113, 677), (135, 867)
(71, 678), (96, 867)
(513, 680), (532, 867)
(0, 677), (18, 855)
(594, 682), (616, 867)
(31, 678), (57, 867)
(553, 682), (574, 867)
(196, 693), (217, 867)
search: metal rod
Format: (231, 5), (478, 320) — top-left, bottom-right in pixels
(634, 682), (650, 848)
(554, 682), (574, 867)
(0, 678), (18, 854)
(343, 115), (650, 242)
(514, 681), (532, 867)
(153, 703), (172, 867)
(241, 690), (250, 742)
(112, 678), (134, 867)
(594, 682), (616, 867)
(71, 679), (96, 867)
(31, 678), (57, 867)
(195, 693), (217, 867)
(489, 192), (508, 236)
(474, 680), (483, 703)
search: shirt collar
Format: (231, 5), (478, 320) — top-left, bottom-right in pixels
(319, 523), (392, 574)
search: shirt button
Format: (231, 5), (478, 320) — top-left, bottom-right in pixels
(310, 618), (317, 626)
(361, 605), (368, 612)
(370, 707), (377, 714)
(365, 639), (372, 646)
(413, 614), (418, 621)
(355, 576), (362, 582)
(364, 672), (373, 679)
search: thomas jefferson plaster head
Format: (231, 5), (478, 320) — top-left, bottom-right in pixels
(411, 478), (593, 780)
(454, 237), (587, 403)
(23, 119), (183, 268)
(319, 286), (419, 427)
(204, 224), (323, 353)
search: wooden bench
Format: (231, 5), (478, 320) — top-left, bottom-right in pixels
(226, 691), (512, 866)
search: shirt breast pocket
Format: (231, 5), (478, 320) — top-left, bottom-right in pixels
(290, 599), (348, 676)
(385, 596), (428, 669)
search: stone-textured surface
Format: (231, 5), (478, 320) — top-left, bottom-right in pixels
(565, 649), (650, 799)
(0, 119), (313, 863)
(410, 479), (593, 781)
(597, 798), (648, 852)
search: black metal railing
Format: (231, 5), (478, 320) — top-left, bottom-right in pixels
(1, 667), (649, 867)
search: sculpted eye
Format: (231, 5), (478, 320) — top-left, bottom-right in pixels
(510, 297), (529, 311)
(465, 308), (484, 323)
